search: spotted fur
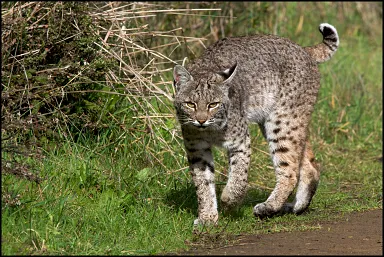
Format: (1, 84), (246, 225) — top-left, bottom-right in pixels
(173, 23), (339, 225)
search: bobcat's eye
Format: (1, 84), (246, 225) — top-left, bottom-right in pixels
(208, 102), (220, 110)
(184, 102), (196, 109)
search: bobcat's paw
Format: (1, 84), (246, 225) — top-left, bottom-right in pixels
(193, 212), (218, 226)
(292, 202), (310, 215)
(193, 218), (215, 227)
(192, 216), (218, 233)
(220, 189), (245, 211)
(253, 202), (280, 219)
(220, 194), (237, 211)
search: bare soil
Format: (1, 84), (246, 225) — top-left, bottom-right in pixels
(178, 209), (382, 255)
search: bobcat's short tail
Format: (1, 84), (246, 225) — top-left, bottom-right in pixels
(304, 23), (339, 63)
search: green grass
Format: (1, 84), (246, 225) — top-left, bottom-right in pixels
(2, 2), (382, 255)
(2, 141), (194, 255)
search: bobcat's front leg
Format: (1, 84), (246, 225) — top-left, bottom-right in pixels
(221, 131), (250, 209)
(186, 145), (218, 226)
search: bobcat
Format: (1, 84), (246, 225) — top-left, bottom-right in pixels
(173, 23), (339, 226)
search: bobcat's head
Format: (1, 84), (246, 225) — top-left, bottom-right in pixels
(173, 63), (237, 130)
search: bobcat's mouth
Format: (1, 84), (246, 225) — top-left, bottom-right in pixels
(192, 119), (210, 128)
(195, 123), (208, 130)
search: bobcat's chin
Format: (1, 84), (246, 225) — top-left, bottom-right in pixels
(196, 126), (208, 131)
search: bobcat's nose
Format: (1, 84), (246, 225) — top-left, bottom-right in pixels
(197, 119), (206, 125)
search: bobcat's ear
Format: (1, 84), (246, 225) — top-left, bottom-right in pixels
(173, 65), (193, 90)
(217, 62), (238, 84)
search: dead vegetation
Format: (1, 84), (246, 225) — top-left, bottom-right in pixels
(1, 2), (224, 187)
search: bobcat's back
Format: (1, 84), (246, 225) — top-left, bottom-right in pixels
(185, 34), (318, 125)
(178, 23), (339, 125)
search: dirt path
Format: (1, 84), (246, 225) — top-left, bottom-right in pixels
(180, 209), (382, 255)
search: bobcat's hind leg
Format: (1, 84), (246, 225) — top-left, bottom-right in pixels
(254, 113), (309, 218)
(283, 140), (320, 214)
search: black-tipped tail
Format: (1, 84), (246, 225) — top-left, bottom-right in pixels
(305, 23), (339, 63)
